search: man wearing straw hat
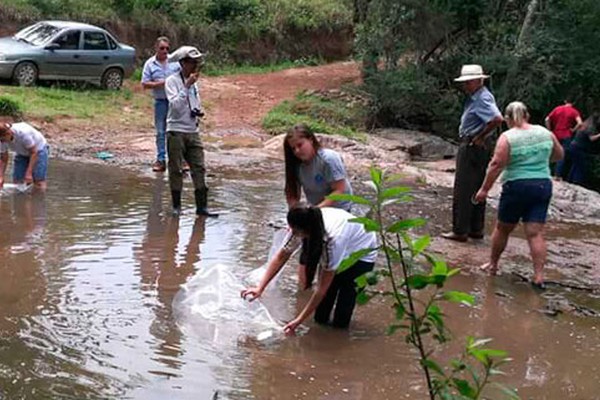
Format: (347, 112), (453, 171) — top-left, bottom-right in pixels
(442, 64), (503, 243)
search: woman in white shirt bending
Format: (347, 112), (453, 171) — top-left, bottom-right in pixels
(242, 205), (377, 334)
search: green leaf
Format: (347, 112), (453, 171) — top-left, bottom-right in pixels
(336, 248), (377, 274)
(432, 259), (448, 275)
(365, 271), (379, 285)
(370, 166), (383, 186)
(406, 274), (431, 289)
(412, 235), (431, 255)
(448, 268), (461, 277)
(421, 359), (445, 376)
(395, 302), (405, 319)
(452, 378), (477, 398)
(443, 291), (475, 306)
(355, 274), (368, 289)
(349, 217), (380, 232)
(387, 218), (426, 233)
(380, 186), (411, 199)
(356, 290), (371, 305)
(326, 193), (371, 205)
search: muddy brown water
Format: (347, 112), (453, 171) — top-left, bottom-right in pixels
(0, 160), (598, 399)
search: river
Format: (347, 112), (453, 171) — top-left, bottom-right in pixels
(0, 160), (598, 399)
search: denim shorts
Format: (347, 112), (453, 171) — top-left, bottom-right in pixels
(498, 178), (552, 224)
(13, 145), (49, 182)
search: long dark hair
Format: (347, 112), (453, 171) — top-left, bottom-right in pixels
(287, 205), (326, 287)
(284, 124), (321, 201)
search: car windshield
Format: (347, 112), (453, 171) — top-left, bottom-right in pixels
(14, 23), (61, 46)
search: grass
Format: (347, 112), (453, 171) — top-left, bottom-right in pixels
(262, 91), (367, 140)
(0, 84), (149, 123)
(202, 58), (322, 77)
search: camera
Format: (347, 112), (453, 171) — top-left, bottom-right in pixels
(190, 108), (204, 118)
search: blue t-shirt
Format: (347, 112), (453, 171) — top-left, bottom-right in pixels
(141, 56), (181, 100)
(298, 148), (352, 211)
(459, 86), (501, 138)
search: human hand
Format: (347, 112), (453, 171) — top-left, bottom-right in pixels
(283, 318), (301, 336)
(471, 136), (484, 148)
(474, 189), (487, 204)
(0, 176), (4, 189)
(185, 73), (198, 87)
(24, 173), (33, 184)
(241, 287), (262, 302)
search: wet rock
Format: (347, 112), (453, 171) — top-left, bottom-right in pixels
(369, 128), (457, 160)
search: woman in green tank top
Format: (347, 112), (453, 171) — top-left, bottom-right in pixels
(474, 102), (564, 289)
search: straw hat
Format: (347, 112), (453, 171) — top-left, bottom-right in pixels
(454, 64), (489, 82)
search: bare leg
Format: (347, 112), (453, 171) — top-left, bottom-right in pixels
(481, 221), (517, 275)
(523, 222), (546, 284)
(34, 181), (47, 191)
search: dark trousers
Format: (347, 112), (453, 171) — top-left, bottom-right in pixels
(167, 131), (207, 192)
(314, 260), (374, 329)
(452, 141), (491, 236)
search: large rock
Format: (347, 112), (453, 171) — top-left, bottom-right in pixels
(369, 128), (457, 160)
(263, 133), (410, 171)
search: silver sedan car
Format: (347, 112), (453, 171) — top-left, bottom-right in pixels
(0, 21), (136, 89)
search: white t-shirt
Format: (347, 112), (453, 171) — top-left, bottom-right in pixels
(0, 122), (47, 156)
(281, 207), (378, 272)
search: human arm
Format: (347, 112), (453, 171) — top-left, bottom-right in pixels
(317, 179), (346, 208)
(549, 133), (564, 163)
(283, 269), (335, 334)
(590, 132), (600, 142)
(0, 151), (7, 188)
(474, 134), (510, 202)
(24, 145), (37, 184)
(141, 80), (165, 90)
(140, 61), (164, 90)
(572, 115), (583, 133)
(544, 116), (552, 131)
(241, 247), (293, 301)
(471, 115), (503, 147)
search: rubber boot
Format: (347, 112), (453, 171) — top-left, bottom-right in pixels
(195, 188), (218, 217)
(171, 190), (182, 216)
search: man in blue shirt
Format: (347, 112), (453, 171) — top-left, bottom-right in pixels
(442, 65), (503, 242)
(141, 37), (181, 172)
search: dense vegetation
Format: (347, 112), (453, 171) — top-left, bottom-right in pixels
(354, 0), (600, 137)
(1, 0), (353, 63)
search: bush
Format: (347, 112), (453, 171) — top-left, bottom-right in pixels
(0, 96), (23, 119)
(262, 91), (366, 140)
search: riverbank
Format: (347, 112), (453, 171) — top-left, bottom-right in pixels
(4, 61), (600, 316)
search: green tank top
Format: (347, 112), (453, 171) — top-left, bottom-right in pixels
(501, 125), (553, 183)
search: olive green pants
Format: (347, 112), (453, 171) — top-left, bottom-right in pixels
(166, 131), (207, 192)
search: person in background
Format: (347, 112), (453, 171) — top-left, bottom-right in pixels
(165, 46), (216, 217)
(241, 205), (377, 334)
(141, 37), (182, 173)
(0, 121), (49, 191)
(567, 113), (600, 185)
(442, 64), (503, 243)
(284, 124), (353, 289)
(545, 99), (582, 180)
(475, 102), (563, 289)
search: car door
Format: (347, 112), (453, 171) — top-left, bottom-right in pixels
(80, 31), (111, 79)
(41, 30), (85, 78)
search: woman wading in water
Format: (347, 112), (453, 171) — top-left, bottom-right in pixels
(283, 124), (353, 290)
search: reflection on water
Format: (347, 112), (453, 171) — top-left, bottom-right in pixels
(0, 160), (597, 399)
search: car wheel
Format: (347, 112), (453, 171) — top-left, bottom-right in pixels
(101, 68), (123, 90)
(13, 62), (38, 87)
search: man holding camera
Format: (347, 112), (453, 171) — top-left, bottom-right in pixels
(165, 46), (216, 217)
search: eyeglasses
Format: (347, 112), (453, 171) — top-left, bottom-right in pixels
(158, 46), (169, 51)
